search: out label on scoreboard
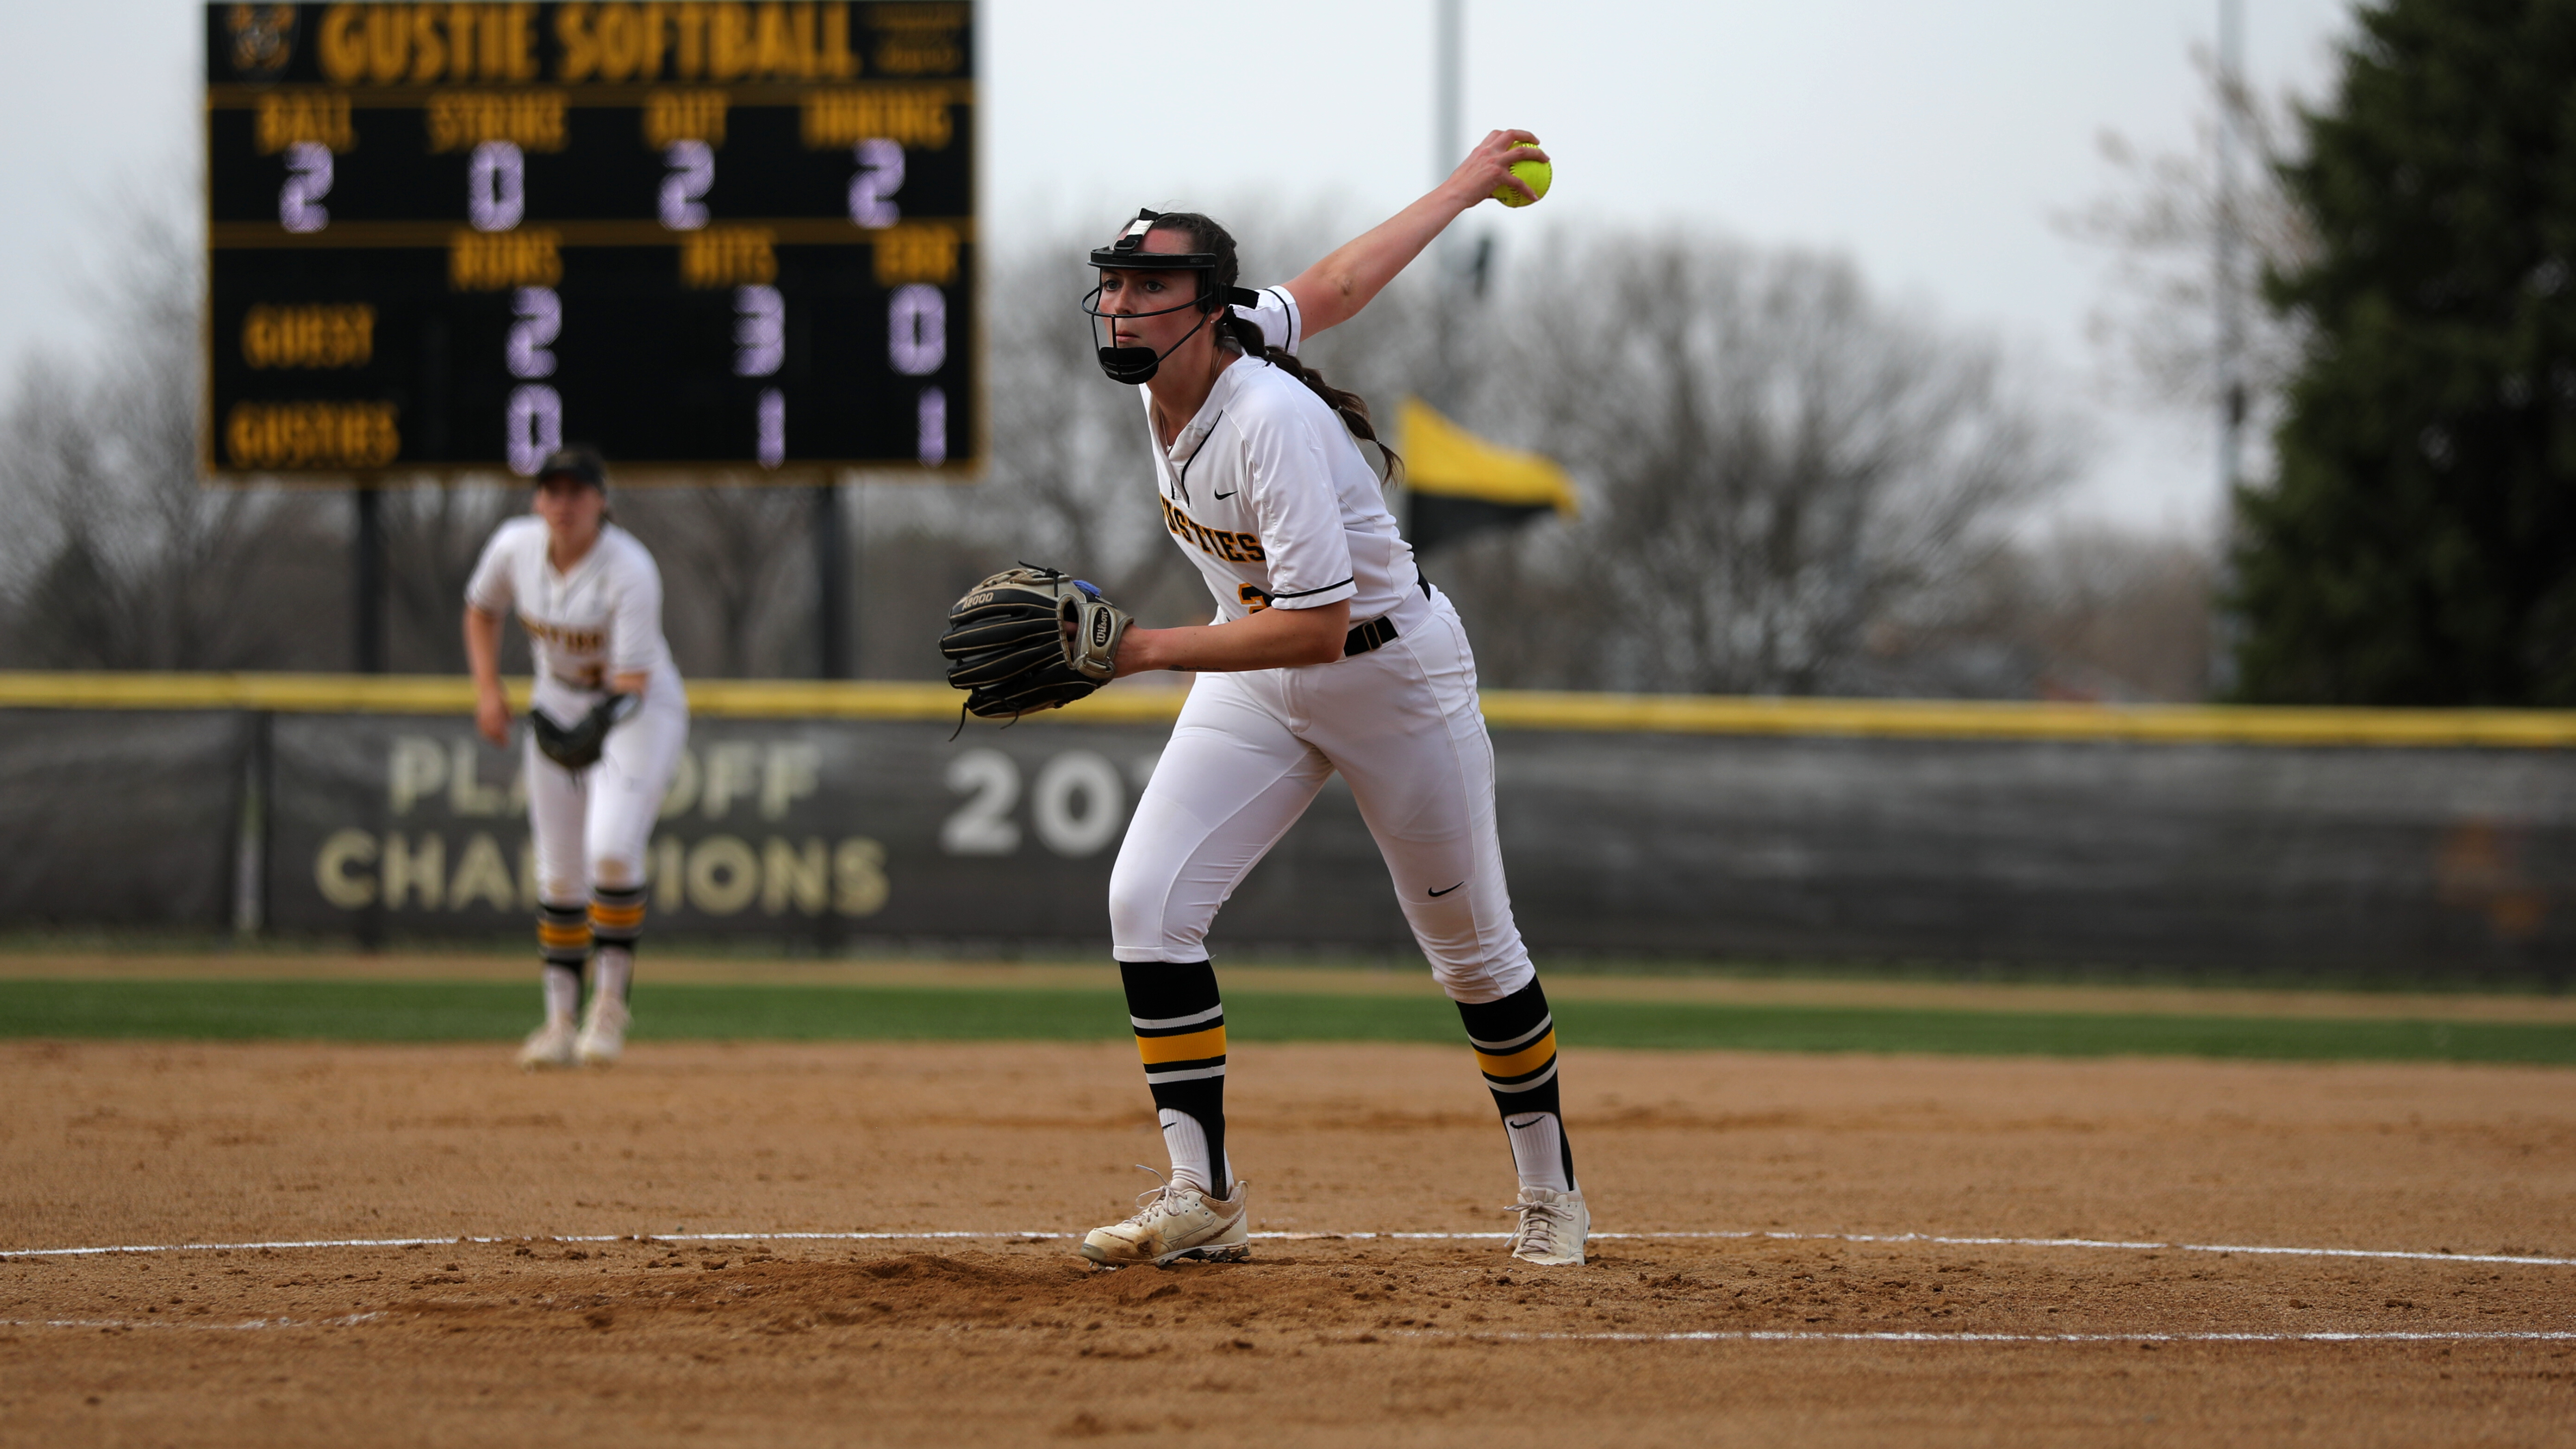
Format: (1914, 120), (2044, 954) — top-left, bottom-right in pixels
(204, 2), (978, 479)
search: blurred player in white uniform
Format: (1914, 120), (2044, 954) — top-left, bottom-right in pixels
(463, 446), (688, 1069)
(1071, 133), (1588, 1269)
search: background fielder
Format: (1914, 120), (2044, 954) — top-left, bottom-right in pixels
(1063, 132), (1587, 1270)
(463, 446), (688, 1070)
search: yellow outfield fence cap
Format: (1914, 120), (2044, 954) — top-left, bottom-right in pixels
(0, 672), (1166, 723)
(2, 673), (2575, 747)
(1396, 397), (1579, 515)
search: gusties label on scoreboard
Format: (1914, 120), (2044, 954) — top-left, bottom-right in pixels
(204, 3), (980, 480)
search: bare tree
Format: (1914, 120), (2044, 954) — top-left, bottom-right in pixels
(2058, 48), (2315, 425)
(1846, 526), (2215, 702)
(0, 192), (343, 670)
(378, 477), (520, 674)
(614, 482), (819, 678)
(2013, 527), (2215, 701)
(847, 489), (1011, 679)
(1454, 233), (2077, 695)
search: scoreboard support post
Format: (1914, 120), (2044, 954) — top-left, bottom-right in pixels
(813, 479), (849, 679)
(352, 481), (385, 673)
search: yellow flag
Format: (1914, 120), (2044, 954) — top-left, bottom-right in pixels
(1397, 397), (1578, 516)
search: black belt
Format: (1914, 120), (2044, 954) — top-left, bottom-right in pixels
(1344, 616), (1399, 657)
(1342, 575), (1432, 658)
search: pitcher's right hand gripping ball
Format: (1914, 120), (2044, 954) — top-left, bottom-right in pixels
(941, 566), (1133, 719)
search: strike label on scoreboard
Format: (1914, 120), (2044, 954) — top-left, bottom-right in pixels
(205, 3), (977, 480)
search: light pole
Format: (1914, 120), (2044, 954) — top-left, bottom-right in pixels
(2216, 0), (2247, 503)
(2209, 0), (2248, 697)
(1430, 0), (1465, 415)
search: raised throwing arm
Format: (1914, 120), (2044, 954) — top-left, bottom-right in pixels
(1281, 129), (1549, 338)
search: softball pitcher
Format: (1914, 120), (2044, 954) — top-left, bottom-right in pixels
(463, 446), (688, 1070)
(1072, 133), (1584, 1267)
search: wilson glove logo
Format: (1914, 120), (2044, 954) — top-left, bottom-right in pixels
(1091, 614), (1113, 649)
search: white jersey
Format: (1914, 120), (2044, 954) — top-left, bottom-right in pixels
(1140, 285), (1418, 625)
(465, 516), (679, 694)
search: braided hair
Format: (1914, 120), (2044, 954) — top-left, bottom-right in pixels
(1146, 212), (1404, 485)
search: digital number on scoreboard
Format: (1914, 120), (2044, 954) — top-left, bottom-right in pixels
(206, 2), (976, 479)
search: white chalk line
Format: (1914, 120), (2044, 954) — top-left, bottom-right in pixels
(3, 1231), (1043, 1259)
(15, 1310), (2555, 1340)
(1682, 1230), (2576, 1269)
(7, 1227), (2571, 1268)
(10, 1311), (2568, 1346)
(4, 1312), (380, 1333)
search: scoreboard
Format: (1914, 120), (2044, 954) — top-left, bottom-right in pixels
(204, 2), (977, 480)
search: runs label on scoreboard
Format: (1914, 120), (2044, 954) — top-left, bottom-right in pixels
(205, 2), (978, 480)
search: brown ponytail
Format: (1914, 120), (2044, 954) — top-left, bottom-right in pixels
(1150, 212), (1406, 485)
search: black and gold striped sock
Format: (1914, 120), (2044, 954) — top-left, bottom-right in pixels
(1457, 979), (1576, 1193)
(536, 899), (590, 1019)
(589, 883), (647, 1001)
(1119, 959), (1230, 1197)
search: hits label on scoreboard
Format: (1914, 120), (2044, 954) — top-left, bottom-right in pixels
(205, 2), (977, 480)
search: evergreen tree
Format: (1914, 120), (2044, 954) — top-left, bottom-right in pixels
(2233, 0), (2576, 703)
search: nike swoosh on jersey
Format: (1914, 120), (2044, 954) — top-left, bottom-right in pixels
(1428, 881), (1465, 897)
(1214, 489), (1237, 499)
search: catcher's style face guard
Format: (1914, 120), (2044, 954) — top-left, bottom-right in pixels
(1081, 209), (1259, 384)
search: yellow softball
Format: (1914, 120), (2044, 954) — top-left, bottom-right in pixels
(1492, 141), (1551, 208)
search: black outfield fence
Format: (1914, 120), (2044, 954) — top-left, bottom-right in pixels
(5, 675), (2574, 980)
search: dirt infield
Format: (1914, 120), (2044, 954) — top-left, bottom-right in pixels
(4, 1038), (2572, 1446)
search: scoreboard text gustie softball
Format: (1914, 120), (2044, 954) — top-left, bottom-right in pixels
(205, 3), (978, 478)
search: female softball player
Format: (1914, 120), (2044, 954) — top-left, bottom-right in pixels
(1074, 132), (1587, 1268)
(462, 446), (688, 1070)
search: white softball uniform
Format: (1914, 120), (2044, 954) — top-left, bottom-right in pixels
(465, 516), (688, 898)
(1106, 287), (1536, 1004)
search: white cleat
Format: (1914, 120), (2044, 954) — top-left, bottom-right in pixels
(575, 995), (629, 1067)
(1080, 1167), (1250, 1268)
(517, 1016), (579, 1071)
(1508, 1185), (1589, 1266)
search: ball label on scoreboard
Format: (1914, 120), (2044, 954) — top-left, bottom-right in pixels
(203, 2), (980, 480)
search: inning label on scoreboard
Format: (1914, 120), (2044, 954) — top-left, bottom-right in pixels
(204, 3), (978, 479)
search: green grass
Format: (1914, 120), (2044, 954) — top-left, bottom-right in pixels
(1, 979), (2571, 1065)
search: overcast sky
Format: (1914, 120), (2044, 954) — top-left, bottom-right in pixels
(0, 0), (2355, 531)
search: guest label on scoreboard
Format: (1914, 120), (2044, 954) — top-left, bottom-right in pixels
(204, 3), (979, 480)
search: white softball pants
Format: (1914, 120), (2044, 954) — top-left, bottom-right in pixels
(1108, 588), (1536, 1004)
(524, 669), (690, 901)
